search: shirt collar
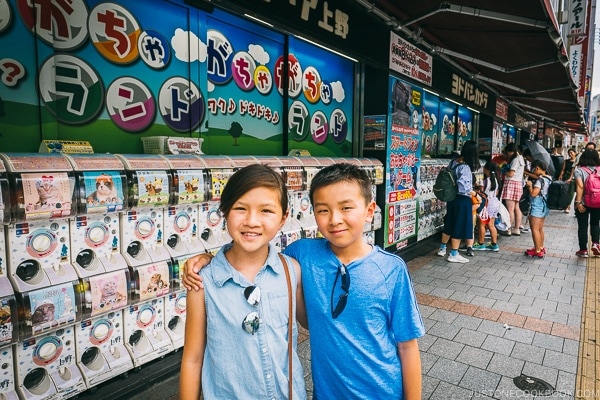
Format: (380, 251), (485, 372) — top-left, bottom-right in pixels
(209, 242), (283, 287)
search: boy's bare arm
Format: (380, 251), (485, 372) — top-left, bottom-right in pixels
(398, 339), (422, 400)
(182, 253), (213, 291)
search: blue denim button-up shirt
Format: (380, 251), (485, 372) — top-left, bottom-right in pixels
(199, 243), (306, 399)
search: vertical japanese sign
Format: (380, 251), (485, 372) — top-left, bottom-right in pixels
(389, 32), (432, 86)
(385, 76), (422, 250)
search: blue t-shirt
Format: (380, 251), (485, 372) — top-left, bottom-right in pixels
(284, 239), (424, 400)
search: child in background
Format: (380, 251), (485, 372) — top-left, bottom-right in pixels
(473, 162), (501, 252)
(179, 164), (306, 400)
(524, 159), (552, 258)
(183, 163), (425, 400)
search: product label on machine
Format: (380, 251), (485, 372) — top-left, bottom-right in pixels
(137, 262), (170, 300)
(176, 170), (206, 204)
(136, 170), (169, 207)
(28, 283), (77, 335)
(82, 171), (125, 213)
(21, 172), (73, 220)
(87, 270), (128, 317)
(0, 298), (13, 346)
(210, 169), (234, 201)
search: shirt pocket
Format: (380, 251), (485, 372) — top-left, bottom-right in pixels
(264, 290), (289, 329)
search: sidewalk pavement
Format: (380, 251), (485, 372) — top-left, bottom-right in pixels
(128, 209), (597, 400)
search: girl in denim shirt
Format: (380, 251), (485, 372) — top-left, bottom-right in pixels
(180, 164), (306, 400)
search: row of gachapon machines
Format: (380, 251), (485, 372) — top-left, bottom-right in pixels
(0, 153), (382, 294)
(0, 264), (187, 399)
(0, 291), (186, 400)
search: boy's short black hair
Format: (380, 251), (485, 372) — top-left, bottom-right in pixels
(219, 164), (288, 217)
(309, 163), (372, 205)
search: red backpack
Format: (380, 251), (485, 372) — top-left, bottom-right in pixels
(583, 167), (600, 208)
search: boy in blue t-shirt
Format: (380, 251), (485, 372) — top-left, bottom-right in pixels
(184, 163), (424, 400)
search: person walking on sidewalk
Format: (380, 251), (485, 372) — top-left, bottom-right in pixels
(500, 142), (525, 237)
(574, 148), (600, 257)
(557, 148), (577, 213)
(438, 140), (480, 263)
(524, 160), (552, 258)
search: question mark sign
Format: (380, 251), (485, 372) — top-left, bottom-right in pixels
(0, 58), (25, 87)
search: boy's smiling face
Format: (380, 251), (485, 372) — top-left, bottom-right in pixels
(312, 180), (375, 259)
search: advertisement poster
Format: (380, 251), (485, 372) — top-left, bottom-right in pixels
(385, 76), (422, 250)
(456, 106), (473, 151)
(363, 115), (386, 150)
(204, 14), (285, 155)
(492, 121), (504, 158)
(421, 93), (439, 157)
(438, 100), (457, 154)
(0, 1), (353, 156)
(286, 37), (355, 157)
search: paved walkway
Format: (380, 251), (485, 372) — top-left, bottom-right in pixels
(124, 209), (598, 400)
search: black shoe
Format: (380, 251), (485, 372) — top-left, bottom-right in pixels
(466, 247), (475, 257)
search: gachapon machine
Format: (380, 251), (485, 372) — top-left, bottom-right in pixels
(14, 325), (85, 399)
(66, 154), (128, 278)
(13, 280), (84, 399)
(0, 157), (9, 291)
(163, 154), (208, 258)
(74, 308), (132, 389)
(358, 158), (384, 232)
(0, 345), (19, 400)
(123, 297), (172, 368)
(116, 155), (172, 267)
(294, 157), (323, 239)
(198, 157), (234, 253)
(74, 269), (132, 388)
(0, 278), (17, 348)
(277, 157), (304, 250)
(0, 153), (78, 293)
(164, 289), (186, 350)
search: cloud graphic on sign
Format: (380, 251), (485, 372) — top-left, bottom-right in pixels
(331, 81), (345, 103)
(248, 44), (269, 65)
(171, 28), (207, 63)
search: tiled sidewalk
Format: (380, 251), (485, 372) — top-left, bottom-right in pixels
(409, 210), (590, 399)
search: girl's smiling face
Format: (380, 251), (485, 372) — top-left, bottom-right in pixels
(225, 187), (287, 255)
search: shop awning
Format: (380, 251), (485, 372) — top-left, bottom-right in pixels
(359, 0), (586, 133)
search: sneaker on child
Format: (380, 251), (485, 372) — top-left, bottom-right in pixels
(592, 243), (600, 257)
(472, 243), (488, 251)
(486, 243), (500, 252)
(447, 253), (469, 263)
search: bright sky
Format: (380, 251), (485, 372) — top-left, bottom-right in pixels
(592, 4), (599, 98)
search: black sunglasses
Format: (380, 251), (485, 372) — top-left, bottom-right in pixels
(242, 286), (261, 334)
(331, 265), (350, 318)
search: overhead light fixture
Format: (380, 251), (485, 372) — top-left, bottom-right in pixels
(295, 35), (358, 62)
(467, 106), (479, 113)
(448, 98), (462, 107)
(244, 14), (274, 27)
(423, 88), (440, 97)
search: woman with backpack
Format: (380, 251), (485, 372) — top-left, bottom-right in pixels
(437, 140), (480, 263)
(573, 148), (600, 257)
